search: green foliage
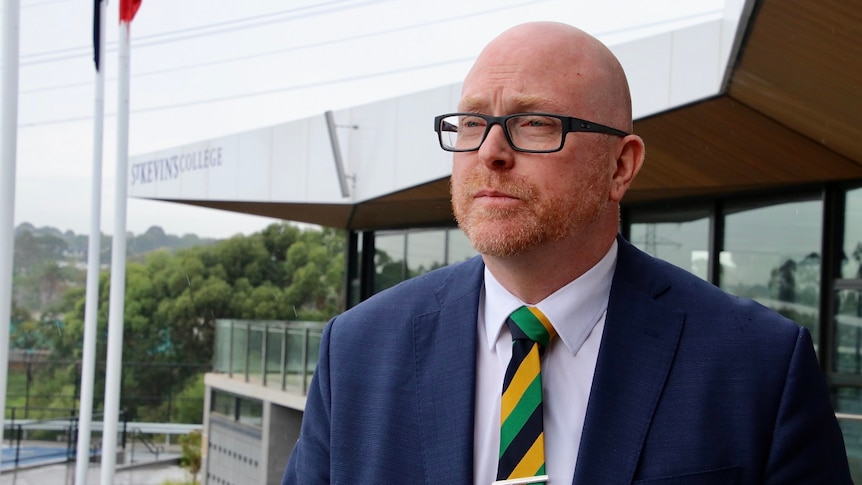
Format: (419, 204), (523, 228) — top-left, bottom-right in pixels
(142, 373), (206, 424)
(43, 222), (345, 421)
(173, 374), (205, 424)
(178, 430), (202, 484)
(11, 223), (220, 317)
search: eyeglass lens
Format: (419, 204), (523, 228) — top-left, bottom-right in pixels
(439, 114), (563, 152)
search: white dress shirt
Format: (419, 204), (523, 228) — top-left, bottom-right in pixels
(473, 240), (617, 485)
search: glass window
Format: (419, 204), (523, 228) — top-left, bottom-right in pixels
(406, 230), (446, 275)
(211, 390), (236, 419)
(213, 320), (232, 373)
(247, 324), (264, 382)
(834, 387), (862, 482)
(721, 199), (822, 346)
(834, 288), (862, 374)
(230, 322), (248, 375)
(835, 186), (862, 376)
(374, 229), (478, 292)
(843, 187), (862, 279)
(629, 208), (711, 280)
(264, 327), (284, 388)
(349, 232), (364, 308)
(238, 397), (263, 427)
(285, 328), (306, 391)
(306, 329), (322, 376)
(374, 232), (407, 293)
(447, 229), (478, 264)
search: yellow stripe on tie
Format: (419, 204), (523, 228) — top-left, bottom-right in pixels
(509, 432), (546, 479)
(501, 346), (541, 423)
(497, 305), (555, 481)
(527, 307), (556, 342)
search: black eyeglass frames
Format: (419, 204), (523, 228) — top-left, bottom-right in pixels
(433, 112), (628, 153)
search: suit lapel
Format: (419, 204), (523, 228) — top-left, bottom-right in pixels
(572, 241), (685, 485)
(413, 258), (483, 484)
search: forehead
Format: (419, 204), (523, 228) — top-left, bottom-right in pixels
(458, 93), (569, 115)
(458, 65), (576, 114)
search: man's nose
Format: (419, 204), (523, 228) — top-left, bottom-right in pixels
(477, 123), (515, 170)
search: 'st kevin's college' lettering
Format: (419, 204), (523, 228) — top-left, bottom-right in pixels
(131, 146), (223, 185)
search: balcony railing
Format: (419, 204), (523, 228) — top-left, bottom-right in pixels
(213, 319), (325, 395)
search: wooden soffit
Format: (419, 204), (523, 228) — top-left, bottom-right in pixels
(627, 96), (862, 203)
(728, 0), (862, 166)
(165, 177), (455, 231)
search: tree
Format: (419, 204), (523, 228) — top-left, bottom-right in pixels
(13, 231), (68, 275)
(50, 223), (346, 421)
(769, 259), (797, 302)
(178, 430), (202, 484)
(172, 374), (205, 423)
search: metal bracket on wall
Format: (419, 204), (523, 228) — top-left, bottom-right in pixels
(324, 110), (353, 198)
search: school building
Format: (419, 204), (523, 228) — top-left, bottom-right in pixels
(129, 1), (862, 483)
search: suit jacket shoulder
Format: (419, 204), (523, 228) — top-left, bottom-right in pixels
(285, 256), (484, 484)
(572, 237), (851, 484)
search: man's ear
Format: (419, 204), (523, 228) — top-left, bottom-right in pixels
(609, 134), (645, 202)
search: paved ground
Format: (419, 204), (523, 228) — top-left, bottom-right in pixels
(1, 443), (189, 485)
(0, 461), (190, 485)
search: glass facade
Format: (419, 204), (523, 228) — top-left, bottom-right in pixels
(211, 389), (236, 418)
(842, 187), (862, 280)
(835, 289), (862, 374)
(238, 397), (263, 427)
(213, 319), (323, 393)
(834, 186), (862, 481)
(373, 228), (477, 293)
(211, 389), (263, 427)
(836, 387), (862, 479)
(721, 199), (822, 344)
(374, 232), (408, 293)
(629, 207), (711, 280)
(835, 187), (862, 376)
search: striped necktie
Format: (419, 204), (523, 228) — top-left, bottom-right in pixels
(497, 306), (556, 482)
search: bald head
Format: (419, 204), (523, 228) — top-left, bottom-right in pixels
(463, 22), (633, 132)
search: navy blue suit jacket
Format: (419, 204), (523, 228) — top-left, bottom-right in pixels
(283, 238), (851, 484)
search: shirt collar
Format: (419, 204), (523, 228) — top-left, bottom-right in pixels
(482, 239), (618, 356)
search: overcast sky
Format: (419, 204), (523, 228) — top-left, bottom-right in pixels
(1, 0), (723, 239)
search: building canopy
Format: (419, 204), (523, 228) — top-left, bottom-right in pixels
(130, 0), (862, 230)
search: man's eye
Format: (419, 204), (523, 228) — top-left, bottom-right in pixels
(461, 118), (486, 130)
(522, 117), (553, 127)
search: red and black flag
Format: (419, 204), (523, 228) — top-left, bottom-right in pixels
(120, 0), (142, 23)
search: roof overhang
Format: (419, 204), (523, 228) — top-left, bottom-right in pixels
(132, 0), (862, 230)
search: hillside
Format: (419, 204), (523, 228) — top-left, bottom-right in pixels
(12, 223), (220, 318)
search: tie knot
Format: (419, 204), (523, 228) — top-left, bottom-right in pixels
(506, 306), (556, 348)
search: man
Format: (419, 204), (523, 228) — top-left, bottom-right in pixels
(283, 22), (851, 484)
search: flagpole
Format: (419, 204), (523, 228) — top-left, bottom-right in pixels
(75, 0), (107, 482)
(0, 0), (21, 448)
(99, 14), (132, 485)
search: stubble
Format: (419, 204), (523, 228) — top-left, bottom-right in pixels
(451, 168), (607, 258)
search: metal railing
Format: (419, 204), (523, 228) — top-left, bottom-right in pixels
(213, 319), (325, 395)
(128, 427), (163, 463)
(1, 408), (127, 472)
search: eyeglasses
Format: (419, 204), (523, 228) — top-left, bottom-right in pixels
(433, 112), (629, 153)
